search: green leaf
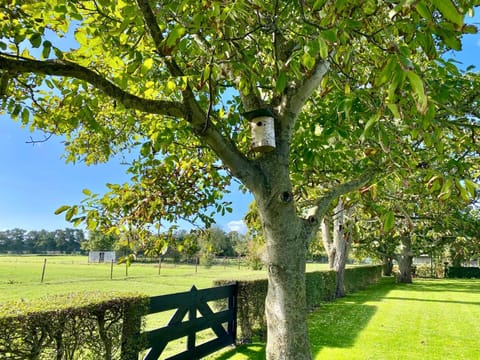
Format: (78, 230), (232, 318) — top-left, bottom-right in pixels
(54, 205), (71, 215)
(320, 29), (337, 43)
(65, 206), (78, 221)
(415, 3), (431, 20)
(312, 0), (326, 11)
(141, 58), (153, 74)
(74, 30), (87, 45)
(383, 211), (395, 232)
(53, 47), (63, 59)
(21, 108), (29, 124)
(166, 25), (186, 47)
(202, 65), (211, 83)
(406, 71), (428, 113)
(82, 188), (92, 196)
(463, 24), (477, 34)
(361, 112), (381, 141)
(318, 38), (328, 59)
(464, 179), (479, 197)
(386, 103), (401, 120)
(456, 179), (470, 201)
(431, 0), (463, 27)
(42, 40), (52, 59)
(275, 70), (287, 94)
(302, 53), (316, 70)
(438, 178), (453, 200)
(375, 57), (395, 86)
(166, 79), (176, 93)
(29, 33), (42, 48)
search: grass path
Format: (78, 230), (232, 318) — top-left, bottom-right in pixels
(214, 278), (480, 360)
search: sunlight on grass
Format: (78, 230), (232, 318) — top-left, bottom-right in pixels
(7, 256), (479, 359)
(313, 278), (480, 360)
(210, 278), (480, 360)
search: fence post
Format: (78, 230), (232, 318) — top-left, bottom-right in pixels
(40, 258), (47, 283)
(187, 286), (198, 351)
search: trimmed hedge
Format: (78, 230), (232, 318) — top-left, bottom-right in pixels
(344, 265), (383, 292)
(0, 292), (148, 360)
(215, 265), (382, 342)
(447, 266), (480, 278)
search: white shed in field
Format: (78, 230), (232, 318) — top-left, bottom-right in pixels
(88, 251), (117, 263)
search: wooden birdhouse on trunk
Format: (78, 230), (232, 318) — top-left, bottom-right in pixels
(245, 109), (276, 153)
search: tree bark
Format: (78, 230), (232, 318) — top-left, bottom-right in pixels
(321, 218), (335, 268)
(397, 235), (413, 283)
(382, 256), (394, 276)
(253, 160), (312, 360)
(333, 199), (349, 298)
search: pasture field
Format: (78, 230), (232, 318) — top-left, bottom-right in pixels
(0, 254), (254, 302)
(0, 255), (330, 302)
(214, 278), (480, 360)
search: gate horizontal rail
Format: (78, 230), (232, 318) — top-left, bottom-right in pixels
(138, 283), (237, 360)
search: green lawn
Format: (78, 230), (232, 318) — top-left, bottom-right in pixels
(213, 278), (480, 360)
(10, 256), (476, 359)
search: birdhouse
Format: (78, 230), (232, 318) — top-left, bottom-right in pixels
(245, 109), (276, 153)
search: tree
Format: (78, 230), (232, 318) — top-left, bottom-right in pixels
(82, 230), (119, 251)
(320, 198), (355, 296)
(1, 1), (478, 358)
(352, 174), (479, 282)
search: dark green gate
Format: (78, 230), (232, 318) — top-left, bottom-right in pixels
(140, 283), (237, 360)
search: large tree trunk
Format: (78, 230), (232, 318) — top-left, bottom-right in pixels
(397, 235), (413, 283)
(333, 199), (349, 298)
(253, 161), (312, 360)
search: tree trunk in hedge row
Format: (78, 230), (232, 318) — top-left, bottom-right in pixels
(382, 256), (394, 276)
(397, 235), (413, 284)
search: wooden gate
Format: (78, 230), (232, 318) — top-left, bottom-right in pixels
(140, 283), (237, 360)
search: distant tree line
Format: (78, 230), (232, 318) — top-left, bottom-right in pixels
(0, 228), (85, 254)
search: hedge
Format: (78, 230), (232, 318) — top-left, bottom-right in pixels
(215, 265), (382, 342)
(447, 266), (480, 278)
(0, 292), (149, 360)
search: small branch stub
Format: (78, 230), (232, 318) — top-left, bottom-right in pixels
(244, 109), (276, 153)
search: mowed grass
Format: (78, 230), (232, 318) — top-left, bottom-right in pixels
(214, 278), (480, 360)
(0, 255), (330, 302)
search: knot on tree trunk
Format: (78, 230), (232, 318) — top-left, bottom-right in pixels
(278, 191), (293, 203)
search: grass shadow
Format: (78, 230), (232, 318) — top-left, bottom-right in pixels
(211, 343), (265, 360)
(398, 279), (480, 294)
(210, 277), (396, 359)
(309, 277), (394, 355)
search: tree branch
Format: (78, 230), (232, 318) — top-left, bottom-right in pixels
(286, 58), (330, 118)
(134, 0), (208, 129)
(134, 0), (261, 187)
(309, 170), (377, 222)
(134, 0), (183, 77)
(0, 53), (186, 118)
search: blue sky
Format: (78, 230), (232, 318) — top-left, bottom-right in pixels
(0, 118), (253, 232)
(0, 120), (252, 232)
(0, 13), (479, 233)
